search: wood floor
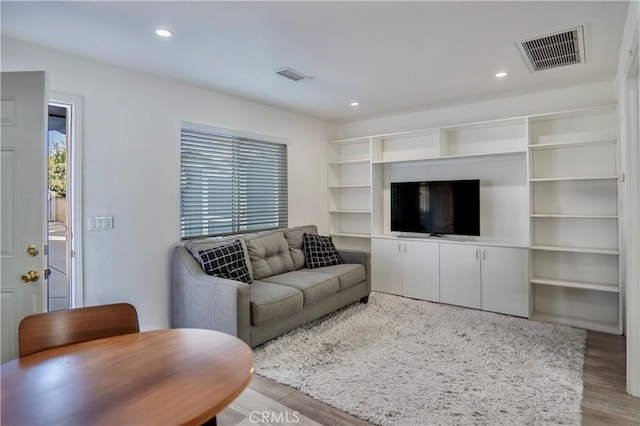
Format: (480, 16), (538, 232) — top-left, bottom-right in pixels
(218, 331), (639, 426)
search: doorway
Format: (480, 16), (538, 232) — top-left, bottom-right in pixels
(47, 93), (83, 310)
(47, 103), (69, 310)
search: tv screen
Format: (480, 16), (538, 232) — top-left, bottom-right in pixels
(390, 180), (480, 236)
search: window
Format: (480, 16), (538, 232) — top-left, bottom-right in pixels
(180, 123), (288, 238)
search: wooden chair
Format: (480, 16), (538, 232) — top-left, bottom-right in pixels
(18, 303), (140, 357)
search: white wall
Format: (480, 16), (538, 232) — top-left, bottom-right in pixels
(336, 81), (617, 139)
(1, 37), (334, 330)
(616, 0), (640, 398)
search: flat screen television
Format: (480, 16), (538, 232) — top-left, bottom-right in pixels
(390, 180), (480, 236)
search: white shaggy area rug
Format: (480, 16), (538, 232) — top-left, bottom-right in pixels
(254, 292), (587, 426)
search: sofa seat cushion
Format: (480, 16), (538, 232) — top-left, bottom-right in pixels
(249, 281), (303, 326)
(304, 263), (366, 291)
(262, 271), (339, 306)
(246, 231), (295, 280)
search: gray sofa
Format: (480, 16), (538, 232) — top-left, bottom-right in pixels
(171, 225), (371, 347)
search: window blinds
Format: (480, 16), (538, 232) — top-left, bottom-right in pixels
(180, 126), (288, 238)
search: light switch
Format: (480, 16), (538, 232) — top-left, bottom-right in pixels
(88, 216), (114, 231)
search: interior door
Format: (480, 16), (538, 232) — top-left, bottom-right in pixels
(1, 71), (48, 362)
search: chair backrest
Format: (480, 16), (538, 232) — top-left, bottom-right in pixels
(18, 303), (140, 357)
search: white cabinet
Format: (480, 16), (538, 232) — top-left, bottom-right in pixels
(371, 238), (403, 296)
(373, 238), (527, 316)
(440, 244), (481, 309)
(481, 246), (528, 317)
(403, 241), (439, 301)
(440, 242), (528, 316)
(371, 238), (439, 301)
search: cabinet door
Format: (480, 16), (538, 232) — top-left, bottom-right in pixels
(371, 238), (403, 295)
(440, 243), (481, 309)
(403, 241), (439, 302)
(481, 246), (528, 317)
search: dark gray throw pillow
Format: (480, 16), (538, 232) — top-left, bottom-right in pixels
(303, 233), (343, 269)
(198, 239), (252, 284)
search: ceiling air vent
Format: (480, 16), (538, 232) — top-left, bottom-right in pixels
(275, 67), (313, 82)
(516, 26), (585, 72)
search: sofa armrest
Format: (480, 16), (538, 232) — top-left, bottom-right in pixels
(171, 246), (251, 345)
(338, 249), (371, 294)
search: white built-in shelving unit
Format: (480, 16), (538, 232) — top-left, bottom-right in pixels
(327, 137), (373, 251)
(327, 105), (622, 334)
(527, 105), (621, 334)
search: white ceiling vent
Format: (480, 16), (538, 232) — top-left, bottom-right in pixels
(275, 67), (313, 82)
(516, 26), (586, 72)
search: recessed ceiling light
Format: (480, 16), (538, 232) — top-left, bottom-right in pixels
(350, 101), (360, 107)
(155, 29), (173, 38)
(495, 72), (508, 78)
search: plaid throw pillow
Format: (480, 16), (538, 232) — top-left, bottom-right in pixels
(303, 233), (343, 269)
(198, 240), (252, 284)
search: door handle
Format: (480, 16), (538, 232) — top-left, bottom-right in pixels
(21, 270), (40, 283)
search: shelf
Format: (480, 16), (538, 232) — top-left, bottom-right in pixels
(328, 159), (370, 165)
(330, 232), (371, 239)
(328, 184), (371, 189)
(530, 245), (619, 255)
(528, 138), (617, 150)
(372, 157), (436, 165)
(530, 214), (618, 219)
(329, 209), (371, 214)
(529, 176), (619, 182)
(528, 104), (616, 122)
(441, 150), (526, 160)
(531, 277), (619, 293)
(372, 149), (525, 165)
(531, 312), (620, 334)
(329, 137), (370, 145)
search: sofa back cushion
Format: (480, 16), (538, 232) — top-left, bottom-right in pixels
(185, 235), (253, 280)
(246, 231), (294, 280)
(284, 225), (318, 270)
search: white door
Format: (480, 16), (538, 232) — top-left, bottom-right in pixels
(481, 246), (528, 317)
(403, 240), (440, 302)
(1, 71), (48, 362)
(440, 243), (481, 309)
(371, 238), (403, 295)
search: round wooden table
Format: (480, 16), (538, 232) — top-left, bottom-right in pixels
(1, 328), (254, 425)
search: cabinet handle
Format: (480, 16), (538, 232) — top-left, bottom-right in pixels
(475, 249), (480, 259)
(398, 243), (402, 253)
(482, 249), (487, 260)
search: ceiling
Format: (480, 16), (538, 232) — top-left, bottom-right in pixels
(0, 1), (630, 122)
